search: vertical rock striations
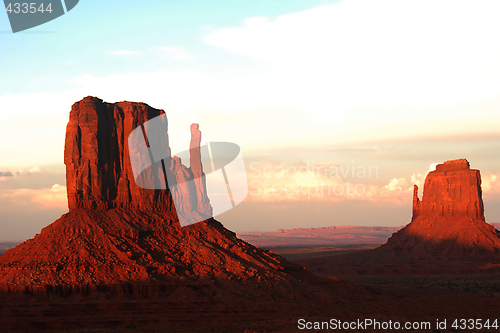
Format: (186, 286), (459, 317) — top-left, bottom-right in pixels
(64, 96), (171, 211)
(64, 96), (212, 218)
(412, 159), (484, 221)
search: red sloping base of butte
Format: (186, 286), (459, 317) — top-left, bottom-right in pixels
(0, 208), (299, 286)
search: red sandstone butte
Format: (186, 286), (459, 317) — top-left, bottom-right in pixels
(0, 96), (301, 286)
(384, 158), (498, 257)
(412, 159), (484, 220)
(64, 96), (209, 216)
(298, 159), (500, 276)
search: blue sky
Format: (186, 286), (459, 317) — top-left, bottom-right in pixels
(1, 0), (499, 240)
(0, 0), (338, 93)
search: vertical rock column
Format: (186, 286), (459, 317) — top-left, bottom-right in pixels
(189, 124), (213, 218)
(412, 184), (420, 218)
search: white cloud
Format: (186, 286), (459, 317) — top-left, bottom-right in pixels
(482, 174), (499, 194)
(160, 47), (194, 61)
(428, 163), (438, 172)
(206, 1), (500, 76)
(205, 0), (500, 116)
(383, 178), (409, 192)
(410, 173), (425, 189)
(244, 160), (500, 206)
(245, 161), (417, 204)
(374, 177), (413, 204)
(110, 50), (139, 56)
(405, 163), (436, 193)
(28, 166), (43, 174)
(0, 184), (67, 210)
(30, 184), (67, 209)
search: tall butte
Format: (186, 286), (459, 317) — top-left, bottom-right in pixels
(0, 97), (298, 286)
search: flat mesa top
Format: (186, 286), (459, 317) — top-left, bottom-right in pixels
(435, 159), (470, 172)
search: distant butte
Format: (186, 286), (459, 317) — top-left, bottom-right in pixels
(383, 158), (498, 257)
(298, 159), (500, 276)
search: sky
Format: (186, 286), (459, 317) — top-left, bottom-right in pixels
(0, 0), (499, 241)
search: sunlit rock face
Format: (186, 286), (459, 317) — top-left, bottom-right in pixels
(412, 159), (484, 221)
(385, 159), (499, 257)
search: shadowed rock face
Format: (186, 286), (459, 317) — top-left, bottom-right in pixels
(65, 96), (172, 211)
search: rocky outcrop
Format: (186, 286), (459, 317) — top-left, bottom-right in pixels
(64, 96), (211, 220)
(412, 159), (484, 220)
(65, 97), (170, 211)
